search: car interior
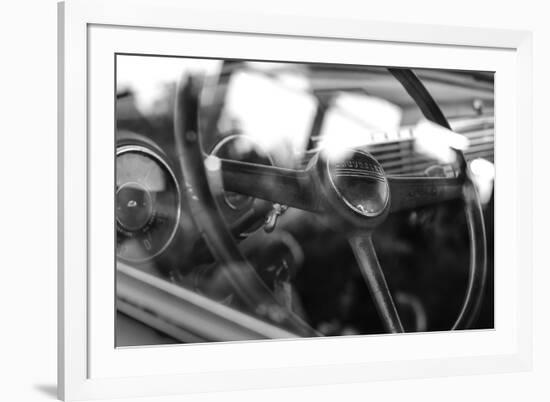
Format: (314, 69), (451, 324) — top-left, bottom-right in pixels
(114, 57), (494, 346)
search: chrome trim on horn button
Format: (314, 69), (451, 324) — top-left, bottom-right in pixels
(326, 149), (390, 218)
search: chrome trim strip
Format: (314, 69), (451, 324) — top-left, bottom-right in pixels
(116, 262), (299, 343)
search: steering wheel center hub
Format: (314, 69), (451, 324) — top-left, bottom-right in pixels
(326, 150), (389, 218)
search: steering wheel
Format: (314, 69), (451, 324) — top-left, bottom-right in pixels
(173, 67), (487, 336)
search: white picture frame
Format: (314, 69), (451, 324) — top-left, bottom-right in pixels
(58, 0), (533, 400)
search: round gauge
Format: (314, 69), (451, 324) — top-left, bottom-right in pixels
(116, 145), (181, 263)
(210, 134), (274, 211)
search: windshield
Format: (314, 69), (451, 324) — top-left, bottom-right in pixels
(115, 55), (494, 346)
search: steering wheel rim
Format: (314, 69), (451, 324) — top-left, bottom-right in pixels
(389, 68), (487, 330)
(173, 67), (487, 335)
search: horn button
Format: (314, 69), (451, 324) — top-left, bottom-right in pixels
(325, 150), (390, 219)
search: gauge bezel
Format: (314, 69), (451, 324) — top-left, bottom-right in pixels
(210, 134), (275, 210)
(116, 144), (182, 263)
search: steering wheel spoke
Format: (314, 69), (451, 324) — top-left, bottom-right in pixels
(387, 175), (464, 213)
(218, 158), (324, 213)
(348, 232), (405, 333)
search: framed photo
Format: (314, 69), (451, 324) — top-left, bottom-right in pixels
(58, 0), (533, 400)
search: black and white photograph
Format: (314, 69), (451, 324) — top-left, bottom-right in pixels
(3, 0), (546, 399)
(115, 55), (495, 346)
